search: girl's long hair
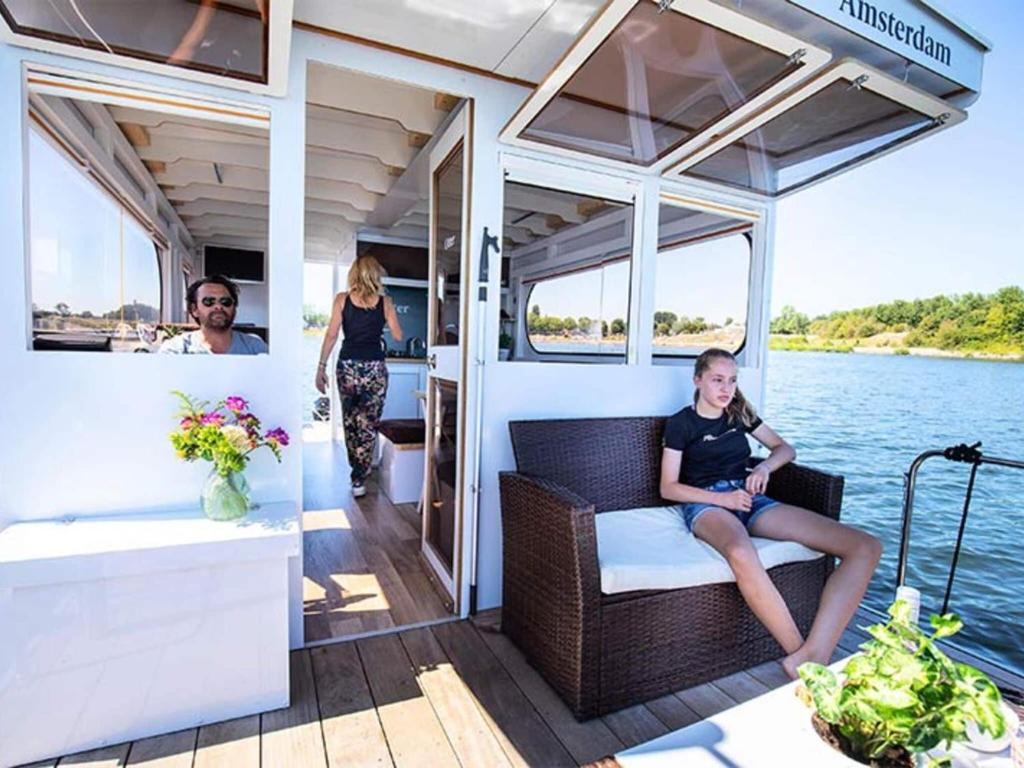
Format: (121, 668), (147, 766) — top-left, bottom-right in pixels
(347, 255), (386, 299)
(693, 348), (758, 428)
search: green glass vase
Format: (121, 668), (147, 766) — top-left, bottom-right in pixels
(200, 468), (251, 521)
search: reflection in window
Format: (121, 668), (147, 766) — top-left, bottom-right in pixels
(502, 181), (633, 362)
(521, 1), (800, 165)
(683, 77), (938, 195)
(30, 129), (161, 347)
(433, 141), (463, 346)
(654, 204), (750, 357)
(0, 0), (268, 83)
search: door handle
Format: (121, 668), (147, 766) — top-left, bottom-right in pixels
(427, 353), (437, 370)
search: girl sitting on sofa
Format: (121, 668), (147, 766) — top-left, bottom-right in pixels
(659, 347), (882, 678)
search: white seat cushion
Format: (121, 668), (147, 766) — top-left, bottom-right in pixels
(595, 505), (824, 595)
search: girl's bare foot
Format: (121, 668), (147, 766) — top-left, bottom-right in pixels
(781, 645), (824, 680)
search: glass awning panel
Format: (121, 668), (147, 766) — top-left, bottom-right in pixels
(0, 0), (270, 83)
(501, 0), (830, 170)
(667, 60), (965, 197)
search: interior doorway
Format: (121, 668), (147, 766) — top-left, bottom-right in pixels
(300, 63), (468, 644)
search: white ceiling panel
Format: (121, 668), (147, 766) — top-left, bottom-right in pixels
(295, 0), (568, 75)
(495, 0), (606, 82)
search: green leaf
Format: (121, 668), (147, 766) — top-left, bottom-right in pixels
(798, 663), (841, 722)
(929, 613), (963, 639)
(889, 598), (915, 625)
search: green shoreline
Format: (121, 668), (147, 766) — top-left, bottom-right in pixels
(769, 336), (1024, 362)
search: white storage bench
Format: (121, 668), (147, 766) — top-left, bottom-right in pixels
(0, 501), (299, 767)
(378, 419), (426, 505)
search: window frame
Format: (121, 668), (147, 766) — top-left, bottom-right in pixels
(500, 153), (643, 366)
(664, 58), (967, 197)
(0, 0), (294, 96)
(499, 0), (831, 175)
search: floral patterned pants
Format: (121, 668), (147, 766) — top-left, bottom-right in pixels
(336, 359), (389, 485)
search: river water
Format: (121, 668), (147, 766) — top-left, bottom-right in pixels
(763, 350), (1024, 675)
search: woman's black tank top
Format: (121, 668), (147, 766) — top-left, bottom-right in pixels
(340, 295), (386, 361)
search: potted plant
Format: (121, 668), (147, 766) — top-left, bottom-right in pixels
(170, 391), (290, 520)
(798, 600), (1007, 767)
(498, 331), (513, 361)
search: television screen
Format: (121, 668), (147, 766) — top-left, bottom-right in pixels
(204, 246), (264, 282)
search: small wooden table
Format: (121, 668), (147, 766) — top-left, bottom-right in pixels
(616, 658), (1015, 768)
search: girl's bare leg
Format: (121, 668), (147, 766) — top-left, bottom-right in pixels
(693, 508), (804, 655)
(750, 504), (882, 677)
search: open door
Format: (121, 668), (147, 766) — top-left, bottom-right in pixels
(422, 103), (470, 609)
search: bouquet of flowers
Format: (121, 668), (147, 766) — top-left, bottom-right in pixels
(170, 390), (289, 474)
(170, 391), (289, 519)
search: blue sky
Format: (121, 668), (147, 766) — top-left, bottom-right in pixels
(773, 1), (1023, 318)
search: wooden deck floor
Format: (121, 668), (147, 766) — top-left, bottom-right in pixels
(25, 610), (1024, 768)
(302, 439), (452, 642)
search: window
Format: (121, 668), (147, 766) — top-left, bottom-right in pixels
(670, 62), (965, 196)
(502, 180), (633, 363)
(1, 0), (269, 83)
(653, 202), (751, 358)
(29, 129), (162, 350)
(503, 0), (828, 170)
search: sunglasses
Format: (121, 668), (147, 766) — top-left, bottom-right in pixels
(200, 297), (236, 308)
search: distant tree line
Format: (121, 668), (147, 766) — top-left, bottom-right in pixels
(770, 286), (1024, 352)
(528, 305), (735, 338)
(33, 301), (159, 323)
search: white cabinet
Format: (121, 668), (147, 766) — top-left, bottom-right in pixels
(382, 362), (427, 420)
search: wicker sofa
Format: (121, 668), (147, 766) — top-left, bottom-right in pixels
(498, 416), (844, 719)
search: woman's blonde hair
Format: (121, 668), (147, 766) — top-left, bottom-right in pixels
(347, 255), (386, 299)
(693, 348), (758, 428)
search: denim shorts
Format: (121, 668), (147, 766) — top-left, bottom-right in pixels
(678, 478), (781, 532)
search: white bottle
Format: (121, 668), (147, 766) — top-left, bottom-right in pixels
(895, 585), (921, 625)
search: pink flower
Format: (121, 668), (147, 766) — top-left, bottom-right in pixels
(201, 413), (226, 426)
(225, 396), (249, 413)
(179, 417), (195, 429)
(265, 427), (290, 447)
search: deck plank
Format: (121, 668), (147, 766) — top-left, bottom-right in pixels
(311, 642), (393, 768)
(675, 683), (738, 719)
(600, 705), (669, 749)
(124, 729), (195, 767)
(430, 621), (576, 768)
(193, 716), (260, 768)
(260, 651), (328, 768)
(17, 760), (59, 768)
(474, 621), (623, 764)
(399, 627), (513, 768)
(745, 659), (792, 690)
(357, 634), (460, 768)
(711, 671), (771, 704)
(644, 694), (702, 731)
(56, 743), (131, 766)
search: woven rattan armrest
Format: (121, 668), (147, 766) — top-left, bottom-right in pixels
(751, 459), (844, 521)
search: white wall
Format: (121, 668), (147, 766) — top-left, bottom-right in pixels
(0, 43), (306, 646)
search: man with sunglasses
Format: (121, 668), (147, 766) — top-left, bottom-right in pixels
(159, 275), (267, 354)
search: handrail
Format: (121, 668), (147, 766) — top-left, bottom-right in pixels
(896, 442), (1024, 615)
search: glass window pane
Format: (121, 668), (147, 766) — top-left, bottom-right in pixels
(433, 141), (464, 347)
(501, 181), (633, 363)
(653, 202), (750, 357)
(30, 129), (163, 351)
(31, 129), (122, 334)
(1, 0), (268, 82)
(521, 1), (799, 165)
(683, 77), (936, 195)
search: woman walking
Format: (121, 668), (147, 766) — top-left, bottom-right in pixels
(660, 347), (882, 678)
(316, 256), (403, 497)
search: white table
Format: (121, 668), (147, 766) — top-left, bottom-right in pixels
(0, 502), (299, 767)
(617, 659), (1015, 768)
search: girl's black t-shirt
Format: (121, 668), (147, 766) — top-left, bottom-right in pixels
(663, 405), (763, 488)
